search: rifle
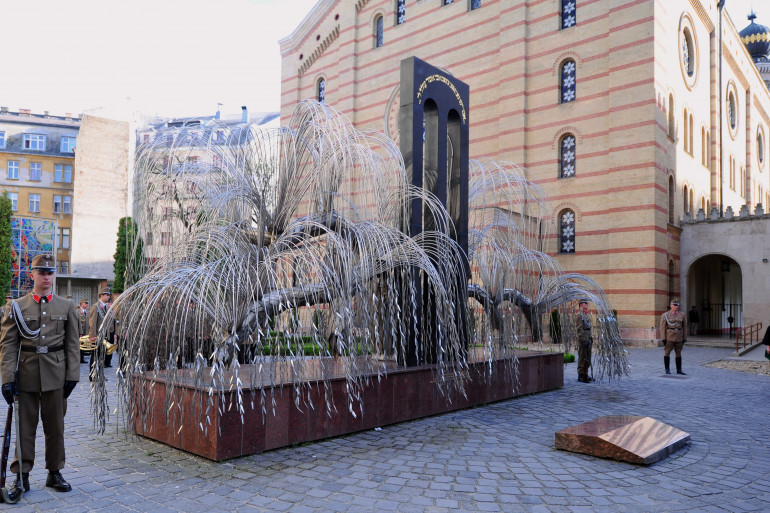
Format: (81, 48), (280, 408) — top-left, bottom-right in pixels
(0, 403), (12, 502)
(0, 345), (23, 503)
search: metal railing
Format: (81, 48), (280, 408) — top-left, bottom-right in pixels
(736, 322), (763, 352)
(700, 303), (742, 334)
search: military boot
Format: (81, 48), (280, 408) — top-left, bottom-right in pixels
(664, 356), (671, 374)
(45, 471), (72, 492)
(676, 357), (686, 375)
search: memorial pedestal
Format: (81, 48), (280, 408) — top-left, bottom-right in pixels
(134, 350), (563, 460)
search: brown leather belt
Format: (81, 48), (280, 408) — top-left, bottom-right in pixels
(21, 344), (64, 353)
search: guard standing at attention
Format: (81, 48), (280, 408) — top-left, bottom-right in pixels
(88, 288), (115, 373)
(660, 298), (687, 375)
(78, 299), (90, 363)
(577, 298), (593, 383)
(0, 253), (79, 493)
(0, 292), (13, 318)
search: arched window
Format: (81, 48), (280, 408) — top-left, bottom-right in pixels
(317, 78), (326, 103)
(374, 15), (384, 48)
(701, 196), (706, 213)
(683, 186), (689, 216)
(701, 127), (706, 165)
(668, 94), (675, 139)
(559, 209), (576, 253)
(559, 134), (576, 178)
(683, 109), (688, 152)
(396, 0), (405, 24)
(689, 189), (694, 217)
(688, 113), (693, 155)
(561, 0), (576, 29)
(560, 60), (576, 103)
(668, 260), (675, 299)
(740, 166), (745, 197)
(668, 175), (675, 224)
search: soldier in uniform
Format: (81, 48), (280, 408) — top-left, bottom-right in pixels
(0, 253), (79, 493)
(660, 298), (687, 375)
(88, 288), (115, 374)
(0, 292), (13, 319)
(78, 299), (90, 363)
(576, 298), (593, 383)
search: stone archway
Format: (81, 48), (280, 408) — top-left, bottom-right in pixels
(686, 254), (742, 335)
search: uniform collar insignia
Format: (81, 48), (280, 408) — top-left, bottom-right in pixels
(32, 294), (53, 303)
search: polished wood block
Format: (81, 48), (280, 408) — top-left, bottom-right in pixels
(134, 350), (563, 460)
(555, 415), (690, 465)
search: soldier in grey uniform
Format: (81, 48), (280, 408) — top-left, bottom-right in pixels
(660, 297), (687, 375)
(577, 298), (593, 383)
(0, 253), (80, 493)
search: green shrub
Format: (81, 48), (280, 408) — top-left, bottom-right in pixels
(563, 352), (575, 363)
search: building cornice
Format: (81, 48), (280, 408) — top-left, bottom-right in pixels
(687, 0), (714, 33)
(298, 26), (340, 77)
(753, 93), (770, 129)
(279, 0), (336, 56)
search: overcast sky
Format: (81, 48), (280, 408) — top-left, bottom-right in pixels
(2, 0), (763, 120)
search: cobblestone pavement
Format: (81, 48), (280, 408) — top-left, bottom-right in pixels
(6, 347), (770, 512)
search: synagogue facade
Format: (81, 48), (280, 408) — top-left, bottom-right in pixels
(279, 0), (770, 340)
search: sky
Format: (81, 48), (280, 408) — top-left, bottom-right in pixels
(1, 0), (764, 120)
(4, 0), (318, 119)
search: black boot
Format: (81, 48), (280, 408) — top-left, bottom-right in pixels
(676, 357), (686, 375)
(13, 472), (29, 492)
(46, 471), (72, 492)
(664, 356), (671, 374)
(0, 472), (26, 503)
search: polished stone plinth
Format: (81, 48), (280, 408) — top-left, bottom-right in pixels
(555, 415), (690, 465)
(134, 350), (563, 460)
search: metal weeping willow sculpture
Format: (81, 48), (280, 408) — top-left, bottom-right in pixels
(90, 87), (628, 438)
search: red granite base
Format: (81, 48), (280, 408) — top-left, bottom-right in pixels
(555, 415), (691, 465)
(134, 350), (563, 460)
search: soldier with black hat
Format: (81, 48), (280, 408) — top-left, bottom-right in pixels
(576, 298), (593, 383)
(660, 297), (687, 375)
(88, 288), (115, 374)
(0, 253), (80, 494)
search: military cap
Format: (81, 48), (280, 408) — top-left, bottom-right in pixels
(99, 288), (112, 297)
(30, 253), (56, 272)
(79, 298), (89, 304)
(670, 298), (680, 305)
(5, 292), (13, 299)
(578, 298), (589, 305)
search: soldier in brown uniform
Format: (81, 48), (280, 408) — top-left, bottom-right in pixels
(78, 299), (90, 363)
(660, 298), (687, 375)
(0, 254), (79, 493)
(88, 289), (115, 374)
(0, 292), (13, 319)
(576, 298), (593, 383)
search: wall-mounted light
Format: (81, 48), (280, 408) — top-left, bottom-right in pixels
(763, 258), (769, 263)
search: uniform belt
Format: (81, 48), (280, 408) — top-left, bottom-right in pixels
(21, 344), (64, 353)
(668, 328), (681, 331)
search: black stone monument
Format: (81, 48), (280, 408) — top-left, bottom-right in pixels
(398, 57), (470, 366)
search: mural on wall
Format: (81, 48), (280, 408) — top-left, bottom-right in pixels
(11, 217), (55, 297)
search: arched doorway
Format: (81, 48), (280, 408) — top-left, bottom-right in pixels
(687, 254), (742, 335)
